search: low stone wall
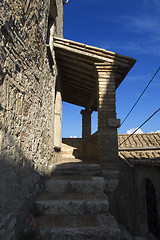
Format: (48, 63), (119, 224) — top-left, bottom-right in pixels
(62, 132), (99, 161)
(62, 138), (83, 159)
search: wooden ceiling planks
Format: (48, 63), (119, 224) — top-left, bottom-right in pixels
(55, 47), (102, 65)
(58, 61), (94, 79)
(56, 51), (94, 71)
(62, 78), (94, 91)
(62, 92), (89, 107)
(53, 37), (136, 111)
(61, 74), (95, 89)
(62, 82), (91, 94)
(60, 67), (96, 85)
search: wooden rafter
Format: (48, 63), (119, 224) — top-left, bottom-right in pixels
(86, 84), (98, 110)
(53, 37), (136, 110)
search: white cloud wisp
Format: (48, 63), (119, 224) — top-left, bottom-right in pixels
(126, 128), (144, 135)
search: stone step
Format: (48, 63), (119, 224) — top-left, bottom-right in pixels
(45, 175), (105, 194)
(50, 163), (102, 176)
(34, 162), (120, 240)
(61, 154), (76, 159)
(38, 214), (120, 240)
(36, 192), (108, 215)
(55, 163), (101, 171)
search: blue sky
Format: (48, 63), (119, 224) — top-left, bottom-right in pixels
(62, 0), (160, 137)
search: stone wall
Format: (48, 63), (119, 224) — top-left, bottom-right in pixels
(62, 135), (99, 162)
(82, 132), (99, 161)
(0, 0), (63, 239)
(116, 160), (160, 239)
(134, 165), (160, 239)
(116, 160), (134, 234)
(62, 138), (83, 159)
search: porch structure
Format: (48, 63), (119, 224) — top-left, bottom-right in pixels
(51, 37), (136, 181)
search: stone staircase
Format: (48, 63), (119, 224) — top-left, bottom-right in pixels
(35, 163), (120, 240)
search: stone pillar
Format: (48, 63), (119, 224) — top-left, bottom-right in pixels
(95, 63), (120, 186)
(80, 109), (92, 140)
(54, 75), (62, 150)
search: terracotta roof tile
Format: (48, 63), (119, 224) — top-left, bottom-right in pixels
(118, 133), (160, 166)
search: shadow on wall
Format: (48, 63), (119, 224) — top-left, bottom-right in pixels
(114, 158), (160, 239)
(0, 129), (42, 240)
(0, 133), (98, 239)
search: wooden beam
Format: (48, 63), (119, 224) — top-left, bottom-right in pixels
(62, 77), (94, 92)
(55, 48), (98, 65)
(62, 90), (90, 100)
(62, 94), (88, 106)
(62, 82), (91, 94)
(54, 43), (131, 67)
(85, 84), (98, 110)
(58, 60), (93, 78)
(63, 98), (87, 109)
(62, 92), (90, 103)
(62, 96), (97, 111)
(60, 67), (96, 84)
(56, 53), (94, 71)
(61, 72), (96, 88)
(54, 37), (136, 66)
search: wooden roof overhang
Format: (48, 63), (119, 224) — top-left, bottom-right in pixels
(53, 37), (136, 111)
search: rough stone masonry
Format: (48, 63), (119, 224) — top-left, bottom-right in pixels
(0, 0), (63, 239)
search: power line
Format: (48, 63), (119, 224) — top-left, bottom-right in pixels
(118, 108), (160, 148)
(119, 66), (160, 128)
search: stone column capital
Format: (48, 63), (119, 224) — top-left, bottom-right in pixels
(80, 109), (92, 115)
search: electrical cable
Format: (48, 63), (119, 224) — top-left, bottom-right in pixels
(118, 108), (160, 148)
(119, 67), (160, 128)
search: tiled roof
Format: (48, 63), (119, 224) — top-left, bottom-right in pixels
(118, 133), (160, 166)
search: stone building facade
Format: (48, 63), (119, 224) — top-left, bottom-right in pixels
(0, 0), (138, 239)
(0, 0), (63, 238)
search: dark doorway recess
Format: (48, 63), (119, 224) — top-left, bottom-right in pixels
(146, 178), (160, 239)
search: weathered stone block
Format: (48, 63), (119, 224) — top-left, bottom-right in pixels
(108, 119), (121, 128)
